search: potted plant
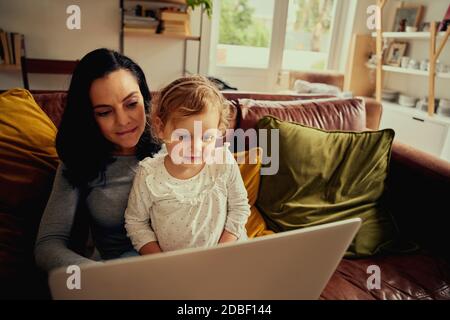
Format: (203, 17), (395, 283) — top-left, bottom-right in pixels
(186, 0), (212, 18)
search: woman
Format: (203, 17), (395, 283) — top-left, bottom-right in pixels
(34, 48), (161, 272)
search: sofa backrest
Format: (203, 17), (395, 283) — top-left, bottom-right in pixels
(234, 97), (366, 132)
(32, 91), (382, 132)
(223, 91), (382, 131)
(32, 92), (67, 128)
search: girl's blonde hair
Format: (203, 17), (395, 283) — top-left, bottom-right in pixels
(151, 75), (230, 142)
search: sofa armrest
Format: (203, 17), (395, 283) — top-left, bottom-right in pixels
(384, 141), (450, 258)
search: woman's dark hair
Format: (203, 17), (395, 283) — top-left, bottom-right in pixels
(56, 48), (161, 188)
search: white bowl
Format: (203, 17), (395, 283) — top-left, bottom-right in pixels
(399, 94), (417, 107)
(382, 89), (399, 101)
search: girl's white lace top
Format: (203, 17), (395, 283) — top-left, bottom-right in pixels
(124, 146), (250, 252)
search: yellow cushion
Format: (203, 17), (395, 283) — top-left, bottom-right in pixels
(0, 88), (59, 283)
(0, 88), (59, 210)
(232, 148), (274, 238)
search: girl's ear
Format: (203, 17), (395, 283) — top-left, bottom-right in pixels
(153, 116), (165, 141)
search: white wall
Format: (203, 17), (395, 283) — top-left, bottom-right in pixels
(1, 0), (448, 96)
(0, 0), (205, 91)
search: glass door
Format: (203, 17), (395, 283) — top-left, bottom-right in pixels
(281, 0), (338, 71)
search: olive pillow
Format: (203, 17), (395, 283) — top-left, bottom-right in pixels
(256, 116), (398, 257)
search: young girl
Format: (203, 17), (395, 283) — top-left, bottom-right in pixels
(124, 75), (250, 255)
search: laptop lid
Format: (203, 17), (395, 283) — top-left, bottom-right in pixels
(49, 218), (361, 300)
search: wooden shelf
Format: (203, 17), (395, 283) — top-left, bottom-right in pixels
(382, 65), (429, 76)
(124, 27), (200, 40)
(371, 31), (448, 39)
(0, 64), (21, 71)
(367, 64), (450, 79)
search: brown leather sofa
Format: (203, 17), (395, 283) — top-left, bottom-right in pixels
(1, 90), (449, 300)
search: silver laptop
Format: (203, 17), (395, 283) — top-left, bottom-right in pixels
(49, 218), (361, 300)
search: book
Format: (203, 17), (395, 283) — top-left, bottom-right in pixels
(164, 20), (185, 26)
(161, 11), (189, 22)
(13, 33), (23, 66)
(7, 32), (14, 64)
(0, 31), (11, 65)
(0, 29), (4, 64)
(163, 31), (188, 36)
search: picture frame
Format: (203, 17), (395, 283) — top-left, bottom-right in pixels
(392, 4), (424, 32)
(385, 42), (408, 67)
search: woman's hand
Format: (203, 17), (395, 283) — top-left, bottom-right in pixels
(139, 241), (162, 255)
(218, 229), (238, 244)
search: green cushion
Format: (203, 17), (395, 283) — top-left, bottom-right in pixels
(256, 116), (398, 257)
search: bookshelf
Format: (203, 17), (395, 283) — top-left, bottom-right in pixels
(373, 0), (450, 116)
(119, 0), (203, 75)
(373, 0), (450, 161)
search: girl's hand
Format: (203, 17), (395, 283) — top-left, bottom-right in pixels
(139, 241), (162, 255)
(218, 229), (238, 244)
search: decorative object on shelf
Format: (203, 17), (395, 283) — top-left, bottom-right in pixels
(416, 97), (438, 112)
(420, 59), (429, 71)
(368, 53), (377, 67)
(392, 4), (424, 32)
(405, 26), (417, 32)
(419, 22), (430, 32)
(385, 41), (408, 67)
(186, 0), (213, 18)
(398, 94), (418, 108)
(381, 89), (399, 102)
(437, 99), (450, 117)
(407, 58), (419, 70)
(397, 18), (407, 32)
(439, 4), (450, 32)
(436, 61), (448, 73)
(400, 56), (410, 68)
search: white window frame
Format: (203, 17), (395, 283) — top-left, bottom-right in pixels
(207, 0), (348, 91)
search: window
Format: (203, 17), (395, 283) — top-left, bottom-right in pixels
(215, 0), (337, 71)
(216, 0), (275, 68)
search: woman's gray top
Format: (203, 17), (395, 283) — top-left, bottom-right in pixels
(35, 155), (140, 272)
